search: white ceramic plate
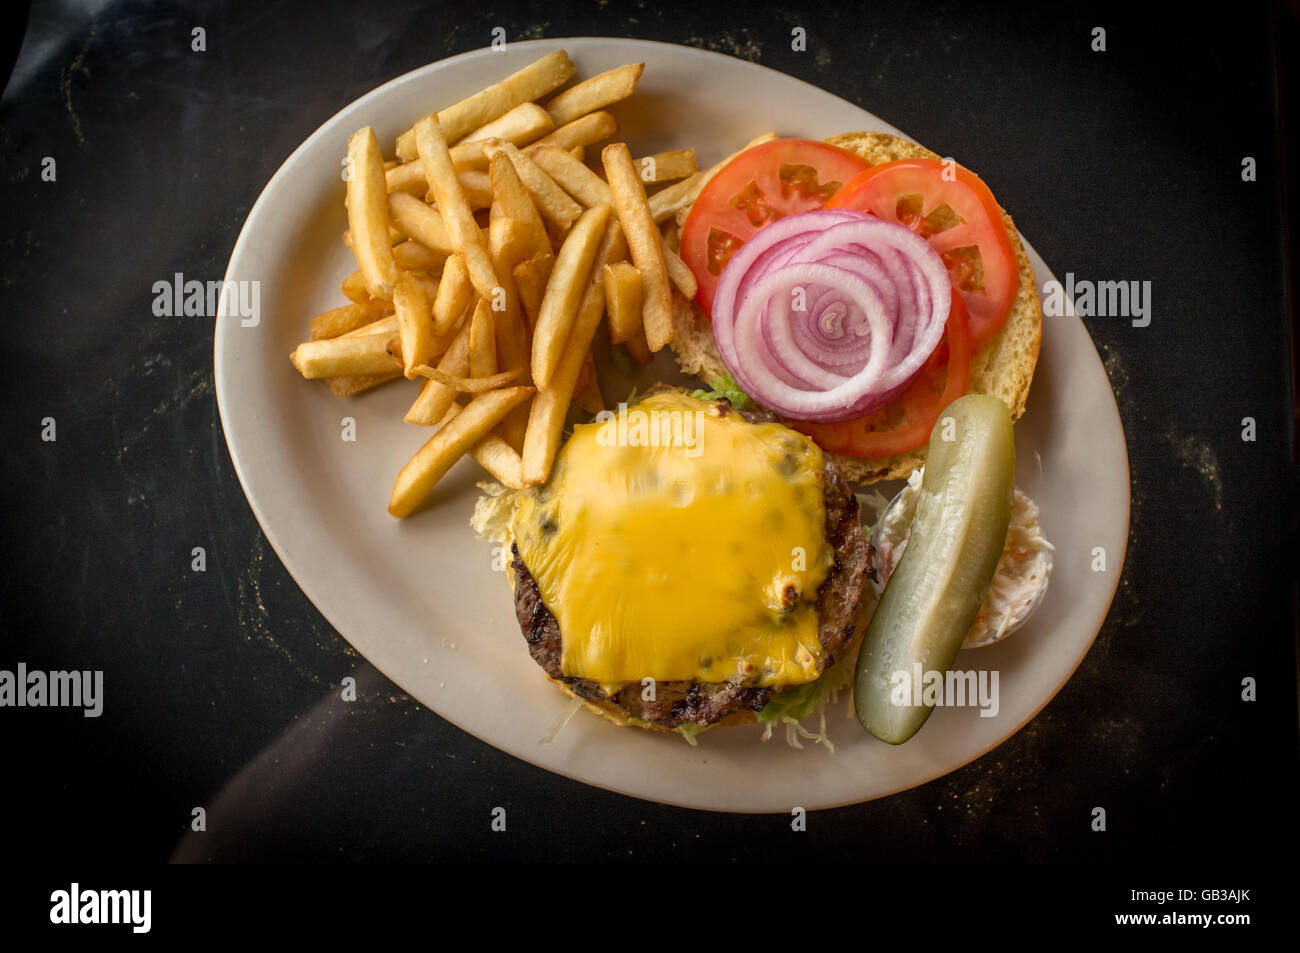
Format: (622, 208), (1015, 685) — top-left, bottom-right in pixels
(215, 38), (1128, 813)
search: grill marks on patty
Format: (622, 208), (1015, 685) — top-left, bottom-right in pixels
(511, 455), (875, 731)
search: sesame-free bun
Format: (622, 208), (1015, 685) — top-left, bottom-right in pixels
(669, 131), (1043, 484)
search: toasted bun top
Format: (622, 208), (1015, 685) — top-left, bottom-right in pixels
(668, 131), (1043, 484)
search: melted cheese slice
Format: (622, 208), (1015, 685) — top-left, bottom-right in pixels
(512, 392), (834, 689)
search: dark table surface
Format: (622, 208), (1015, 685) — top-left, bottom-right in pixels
(2, 0), (1297, 875)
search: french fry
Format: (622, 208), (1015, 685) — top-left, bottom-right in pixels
(567, 145), (584, 162)
(388, 192), (456, 256)
(310, 299), (393, 341)
(414, 115), (498, 300)
(438, 404), (528, 489)
(326, 370), (401, 397)
(624, 327), (652, 364)
(602, 261), (643, 345)
(633, 148), (698, 184)
(512, 254), (550, 331)
(575, 354), (604, 414)
(453, 169), (494, 210)
(342, 315), (401, 338)
(648, 132), (778, 223)
(413, 365), (519, 392)
(524, 110), (618, 157)
(345, 127), (399, 299)
(290, 332), (400, 379)
(531, 203), (610, 389)
(389, 163), (494, 210)
(602, 142), (672, 352)
(530, 144), (612, 207)
(543, 63), (644, 127)
(394, 50), (574, 158)
(405, 313), (472, 425)
(468, 298), (497, 378)
(341, 269), (370, 303)
(488, 153), (551, 260)
(484, 141), (583, 233)
(449, 103), (554, 171)
(392, 239), (446, 273)
(662, 243), (697, 299)
(393, 272), (434, 378)
(486, 214), (535, 450)
(389, 385), (536, 517)
(431, 253), (474, 335)
(522, 279), (606, 484)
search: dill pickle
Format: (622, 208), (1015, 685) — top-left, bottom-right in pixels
(854, 395), (1015, 744)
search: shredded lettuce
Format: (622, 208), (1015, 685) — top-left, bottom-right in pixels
(690, 372), (753, 410)
(756, 657), (856, 753)
(677, 722), (708, 747)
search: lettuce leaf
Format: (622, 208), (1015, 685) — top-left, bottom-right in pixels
(690, 373), (753, 411)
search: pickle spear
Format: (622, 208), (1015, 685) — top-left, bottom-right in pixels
(855, 395), (1015, 744)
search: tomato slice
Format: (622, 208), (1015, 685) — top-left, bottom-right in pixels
(787, 294), (972, 458)
(826, 159), (1018, 350)
(679, 139), (871, 316)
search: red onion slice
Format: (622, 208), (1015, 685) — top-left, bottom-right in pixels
(711, 209), (951, 423)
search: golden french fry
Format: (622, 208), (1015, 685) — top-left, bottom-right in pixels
(326, 369), (401, 397)
(392, 239), (446, 273)
(449, 103), (554, 171)
(405, 313), (472, 425)
(662, 243), (697, 299)
(661, 218), (680, 252)
(484, 140), (582, 232)
(574, 353), (604, 414)
(648, 132), (778, 223)
(415, 116), (499, 300)
(388, 192), (456, 256)
(290, 332), (400, 379)
(454, 169), (494, 210)
(438, 404), (528, 489)
(524, 110), (618, 157)
(530, 144), (612, 207)
(531, 203), (610, 389)
(394, 51), (574, 160)
(634, 148), (698, 184)
(488, 153), (551, 259)
(310, 299), (393, 341)
(624, 328), (652, 364)
(342, 315), (401, 338)
(602, 261), (643, 345)
(341, 269), (371, 303)
(388, 161), (494, 208)
(522, 279), (606, 484)
(602, 142), (672, 352)
(432, 253), (474, 335)
(389, 385), (536, 517)
(468, 298), (497, 378)
(393, 271), (434, 379)
(487, 213), (536, 451)
(543, 63), (644, 127)
(567, 145), (584, 162)
(512, 254), (551, 331)
(346, 127), (399, 299)
(413, 364), (519, 392)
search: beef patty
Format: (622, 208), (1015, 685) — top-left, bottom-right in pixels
(511, 418), (876, 730)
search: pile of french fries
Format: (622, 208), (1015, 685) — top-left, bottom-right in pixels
(288, 50), (774, 518)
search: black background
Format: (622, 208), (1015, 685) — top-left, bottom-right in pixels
(1, 0), (1296, 896)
